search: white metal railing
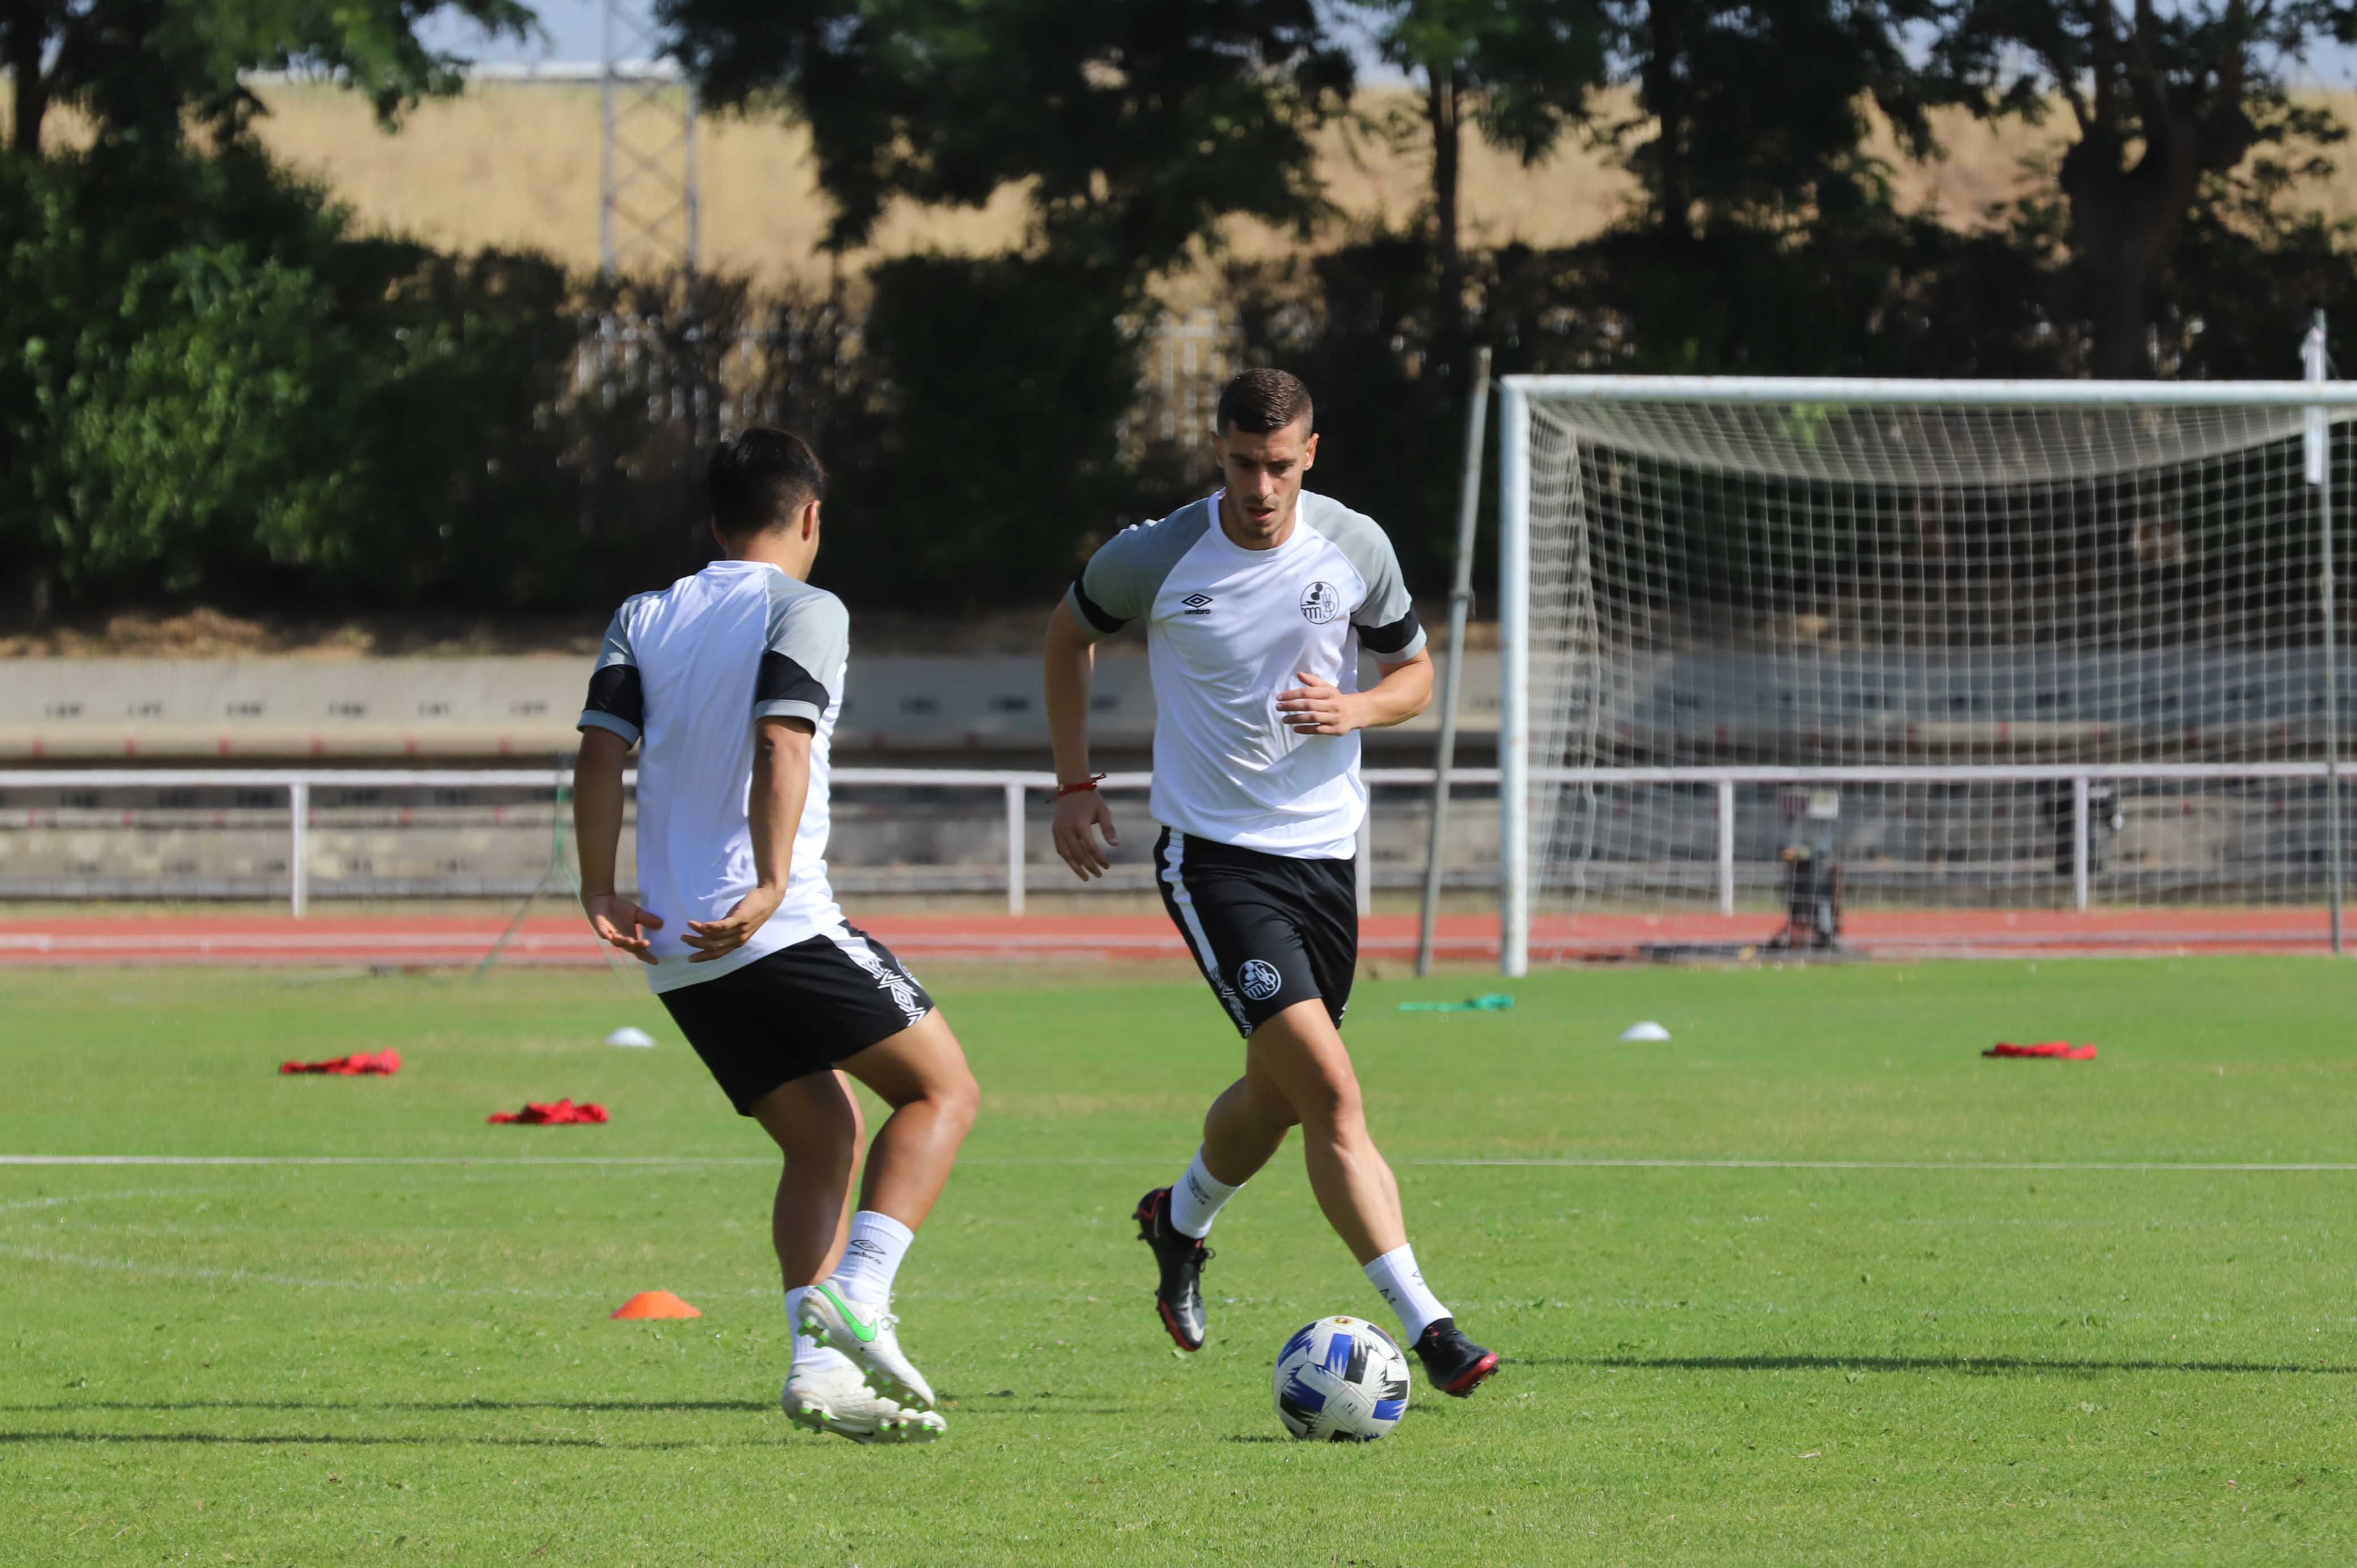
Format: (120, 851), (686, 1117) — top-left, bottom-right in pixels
(0, 765), (1418, 918)
(3, 762), (2346, 924)
(0, 766), (1399, 918)
(1523, 762), (2352, 918)
(0, 766), (1122, 919)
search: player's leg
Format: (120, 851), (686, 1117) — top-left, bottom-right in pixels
(752, 1070), (865, 1382)
(1248, 997), (1497, 1394)
(754, 1069), (862, 1288)
(658, 938), (962, 1437)
(1135, 829), (1284, 1347)
(657, 963), (871, 1404)
(1300, 853), (1497, 1393)
(1128, 1056), (1295, 1352)
(794, 937), (978, 1411)
(1150, 829), (1355, 1246)
(1244, 998), (1402, 1262)
(836, 1008), (980, 1229)
(1265, 854), (1405, 1262)
(1197, 1058), (1296, 1193)
(747, 1071), (942, 1443)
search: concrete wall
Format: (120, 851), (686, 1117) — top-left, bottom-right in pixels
(0, 653), (1501, 762)
(14, 643), (2346, 765)
(0, 778), (1501, 901)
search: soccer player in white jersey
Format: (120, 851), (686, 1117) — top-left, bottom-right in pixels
(1043, 369), (1500, 1397)
(573, 429), (981, 1444)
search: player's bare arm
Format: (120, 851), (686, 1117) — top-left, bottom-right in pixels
(1044, 596), (1120, 880)
(1278, 650), (1434, 738)
(573, 723), (663, 964)
(683, 714), (812, 962)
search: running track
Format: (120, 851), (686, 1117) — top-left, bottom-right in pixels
(0, 908), (2340, 967)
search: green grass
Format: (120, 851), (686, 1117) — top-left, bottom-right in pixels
(2, 957), (2354, 1565)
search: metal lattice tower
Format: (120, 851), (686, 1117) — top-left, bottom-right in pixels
(599, 0), (700, 275)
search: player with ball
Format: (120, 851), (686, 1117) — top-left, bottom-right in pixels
(1044, 368), (1500, 1412)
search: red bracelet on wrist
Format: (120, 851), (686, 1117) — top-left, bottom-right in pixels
(1055, 774), (1107, 798)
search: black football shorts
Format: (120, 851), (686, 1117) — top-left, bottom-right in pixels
(1153, 826), (1356, 1038)
(656, 923), (935, 1114)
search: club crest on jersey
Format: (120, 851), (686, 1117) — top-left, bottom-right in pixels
(1236, 958), (1283, 1000)
(1299, 582), (1343, 624)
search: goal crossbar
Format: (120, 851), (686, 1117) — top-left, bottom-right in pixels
(1501, 376), (2357, 408)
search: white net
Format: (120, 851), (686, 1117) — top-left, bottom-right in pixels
(1513, 386), (2357, 948)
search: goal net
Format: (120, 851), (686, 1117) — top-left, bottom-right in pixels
(1497, 376), (2357, 969)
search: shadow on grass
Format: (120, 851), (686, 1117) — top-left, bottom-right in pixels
(1, 1395), (1145, 1418)
(0, 1430), (759, 1451)
(0, 1399), (771, 1415)
(1549, 1354), (2355, 1376)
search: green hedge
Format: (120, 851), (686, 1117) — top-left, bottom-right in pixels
(8, 143), (2356, 625)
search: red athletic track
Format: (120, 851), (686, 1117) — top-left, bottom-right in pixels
(0, 907), (2339, 968)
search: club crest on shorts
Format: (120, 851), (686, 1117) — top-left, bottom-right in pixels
(1236, 958), (1283, 1001)
(1299, 581), (1343, 624)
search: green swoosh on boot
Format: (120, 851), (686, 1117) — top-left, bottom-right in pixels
(816, 1282), (879, 1343)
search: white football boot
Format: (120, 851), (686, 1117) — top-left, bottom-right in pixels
(781, 1361), (945, 1445)
(797, 1283), (937, 1410)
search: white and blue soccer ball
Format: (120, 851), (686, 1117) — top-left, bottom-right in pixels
(1271, 1315), (1411, 1441)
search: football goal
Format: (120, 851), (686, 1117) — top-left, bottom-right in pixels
(1494, 364), (2357, 973)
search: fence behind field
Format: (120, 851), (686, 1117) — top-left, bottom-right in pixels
(3, 766), (2349, 943)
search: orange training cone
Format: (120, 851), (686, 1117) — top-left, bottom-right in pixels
(610, 1290), (701, 1320)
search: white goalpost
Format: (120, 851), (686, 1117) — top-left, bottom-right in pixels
(1495, 364), (2357, 974)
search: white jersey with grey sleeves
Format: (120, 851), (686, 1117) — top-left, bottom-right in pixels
(1066, 491), (1426, 859)
(578, 559), (851, 994)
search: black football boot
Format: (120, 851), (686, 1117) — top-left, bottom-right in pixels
(1133, 1187), (1212, 1351)
(1413, 1316), (1500, 1396)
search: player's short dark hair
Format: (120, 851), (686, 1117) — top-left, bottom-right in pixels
(1216, 368), (1314, 437)
(708, 428), (827, 539)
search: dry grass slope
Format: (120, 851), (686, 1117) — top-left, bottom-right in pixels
(239, 83), (2092, 291)
(11, 81), (2357, 292)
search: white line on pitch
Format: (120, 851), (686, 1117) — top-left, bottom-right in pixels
(0, 1243), (599, 1297)
(5, 1154), (2355, 1172)
(0, 1155), (771, 1166)
(0, 1187), (203, 1213)
(1420, 1158), (2357, 1171)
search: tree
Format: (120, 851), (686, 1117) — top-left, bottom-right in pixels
(2, 0), (534, 157)
(661, 0), (1351, 286)
(1583, 0), (1953, 242)
(1935, 0), (2357, 377)
(0, 138), (606, 616)
(1348, 0), (1607, 363)
(663, 0), (1353, 600)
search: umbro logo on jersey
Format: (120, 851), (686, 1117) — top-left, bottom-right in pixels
(1299, 581), (1343, 624)
(1181, 593), (1215, 616)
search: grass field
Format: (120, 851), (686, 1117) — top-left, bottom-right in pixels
(3, 957), (2354, 1565)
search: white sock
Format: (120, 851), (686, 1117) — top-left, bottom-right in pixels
(1167, 1147), (1245, 1239)
(825, 1209), (915, 1306)
(784, 1287), (852, 1374)
(1363, 1243), (1450, 1344)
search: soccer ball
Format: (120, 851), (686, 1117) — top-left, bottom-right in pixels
(1271, 1315), (1411, 1441)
